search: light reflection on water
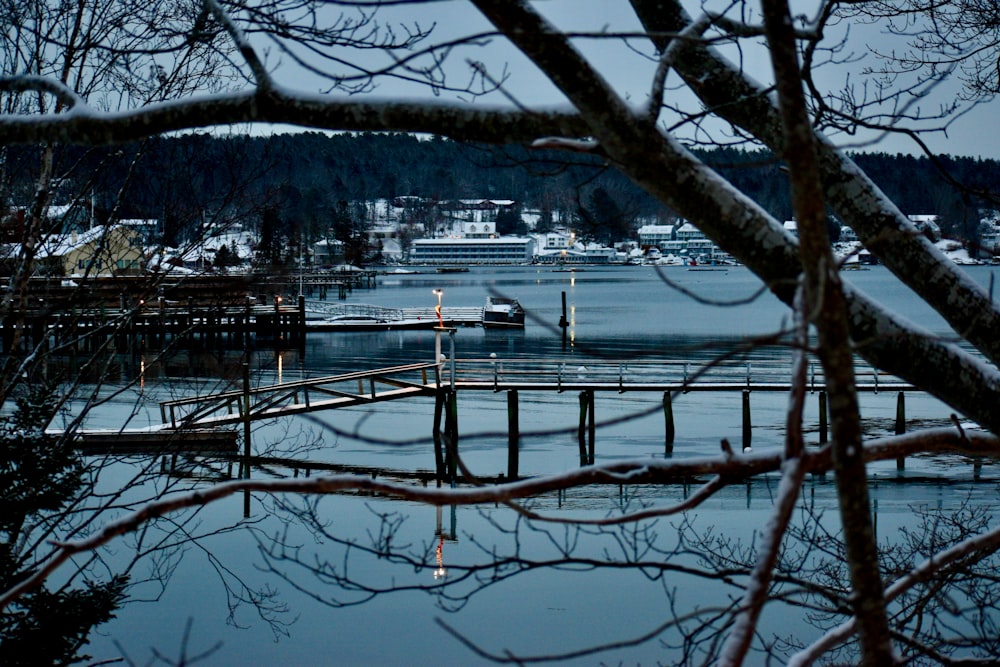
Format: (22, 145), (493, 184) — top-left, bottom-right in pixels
(80, 265), (999, 665)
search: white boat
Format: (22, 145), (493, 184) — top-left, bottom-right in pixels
(482, 296), (525, 329)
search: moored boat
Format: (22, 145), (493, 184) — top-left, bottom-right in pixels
(482, 296), (525, 329)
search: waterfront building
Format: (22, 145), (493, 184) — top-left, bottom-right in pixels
(637, 224), (675, 249)
(14, 225), (146, 276)
(408, 236), (535, 265)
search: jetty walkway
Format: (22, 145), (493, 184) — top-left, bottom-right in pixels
(159, 356), (912, 431)
(149, 349), (928, 481)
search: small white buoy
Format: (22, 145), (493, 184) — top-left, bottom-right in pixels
(743, 446), (752, 454)
(490, 352), (497, 359)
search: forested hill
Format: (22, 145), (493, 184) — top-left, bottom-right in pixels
(25, 132), (1000, 243)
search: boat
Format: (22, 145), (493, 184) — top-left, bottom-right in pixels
(435, 266), (470, 273)
(482, 296), (525, 329)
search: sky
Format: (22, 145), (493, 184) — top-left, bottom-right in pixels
(249, 1), (998, 159)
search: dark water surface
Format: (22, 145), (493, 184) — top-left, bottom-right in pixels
(81, 265), (999, 665)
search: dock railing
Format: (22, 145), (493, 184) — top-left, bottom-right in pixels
(437, 358), (914, 393)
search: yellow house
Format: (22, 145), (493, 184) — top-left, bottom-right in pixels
(36, 225), (144, 276)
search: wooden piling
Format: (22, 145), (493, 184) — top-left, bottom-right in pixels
(241, 362), (251, 481)
(507, 389), (519, 480)
(445, 390), (459, 483)
(663, 391), (675, 455)
(818, 390), (828, 445)
(587, 389), (596, 465)
(559, 291), (568, 346)
(742, 390), (752, 451)
(578, 391), (588, 465)
(896, 391), (906, 470)
(432, 391), (446, 484)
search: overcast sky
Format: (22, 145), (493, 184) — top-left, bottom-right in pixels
(261, 1), (998, 158)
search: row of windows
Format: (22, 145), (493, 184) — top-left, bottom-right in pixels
(76, 258), (141, 270)
(410, 248), (531, 263)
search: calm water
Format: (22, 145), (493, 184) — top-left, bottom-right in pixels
(79, 265), (999, 665)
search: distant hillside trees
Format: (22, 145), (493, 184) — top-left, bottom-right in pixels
(5, 133), (998, 250)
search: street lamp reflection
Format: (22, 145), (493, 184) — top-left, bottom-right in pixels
(433, 535), (447, 580)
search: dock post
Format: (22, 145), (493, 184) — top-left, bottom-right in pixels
(818, 390), (828, 445)
(241, 361), (252, 486)
(449, 328), (456, 391)
(559, 291), (568, 347)
(742, 390), (752, 451)
(432, 391), (446, 485)
(663, 392), (675, 456)
(578, 391), (588, 466)
(445, 390), (459, 484)
(507, 389), (519, 480)
(587, 390), (596, 465)
(895, 391), (906, 471)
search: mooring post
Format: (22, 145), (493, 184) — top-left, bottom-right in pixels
(818, 390), (828, 445)
(559, 290), (568, 346)
(663, 391), (675, 456)
(445, 390), (459, 485)
(742, 390), (752, 451)
(241, 361), (251, 483)
(448, 328), (456, 391)
(507, 389), (519, 480)
(578, 391), (588, 465)
(587, 389), (596, 465)
(432, 391), (446, 485)
(895, 391), (906, 471)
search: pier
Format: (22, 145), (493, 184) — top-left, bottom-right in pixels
(0, 274), (519, 354)
(153, 337), (931, 483)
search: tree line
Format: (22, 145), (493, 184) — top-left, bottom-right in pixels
(5, 133), (998, 250)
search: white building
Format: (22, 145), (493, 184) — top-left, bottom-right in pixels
(409, 237), (535, 265)
(440, 220), (496, 238)
(676, 222), (707, 242)
(312, 238), (345, 266)
(637, 224), (675, 249)
(531, 231), (573, 251)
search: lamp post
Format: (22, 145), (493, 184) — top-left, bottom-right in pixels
(432, 288), (444, 328)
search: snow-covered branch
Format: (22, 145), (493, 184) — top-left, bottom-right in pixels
(0, 75), (87, 111)
(0, 89), (588, 146)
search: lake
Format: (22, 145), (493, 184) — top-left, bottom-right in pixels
(78, 264), (999, 665)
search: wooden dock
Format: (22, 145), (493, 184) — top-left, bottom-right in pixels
(69, 427), (238, 454)
(149, 354), (932, 480)
(0, 272), (378, 354)
(305, 303), (503, 330)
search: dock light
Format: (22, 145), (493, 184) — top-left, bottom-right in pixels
(432, 288), (444, 327)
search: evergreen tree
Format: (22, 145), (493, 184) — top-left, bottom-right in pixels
(0, 388), (128, 665)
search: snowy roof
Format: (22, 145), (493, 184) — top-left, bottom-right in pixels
(36, 226), (110, 258)
(637, 224), (675, 234)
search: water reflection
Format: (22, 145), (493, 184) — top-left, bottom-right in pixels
(62, 265), (1000, 664)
